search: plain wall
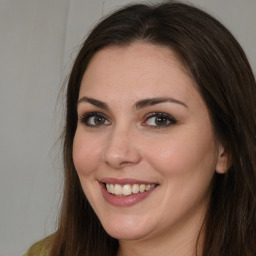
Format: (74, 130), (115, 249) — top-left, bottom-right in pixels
(0, 0), (255, 255)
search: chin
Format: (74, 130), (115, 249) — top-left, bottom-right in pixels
(106, 228), (149, 241)
(100, 215), (153, 241)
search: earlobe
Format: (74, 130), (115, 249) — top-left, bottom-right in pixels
(215, 145), (229, 174)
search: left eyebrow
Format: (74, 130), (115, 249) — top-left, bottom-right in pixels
(78, 96), (109, 110)
(133, 97), (188, 110)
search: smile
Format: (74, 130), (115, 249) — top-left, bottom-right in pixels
(99, 179), (158, 207)
(105, 183), (156, 196)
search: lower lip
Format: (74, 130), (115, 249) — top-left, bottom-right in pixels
(100, 183), (157, 207)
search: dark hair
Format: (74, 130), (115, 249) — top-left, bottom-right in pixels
(49, 2), (256, 256)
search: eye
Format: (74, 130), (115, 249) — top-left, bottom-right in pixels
(79, 112), (111, 127)
(142, 112), (177, 128)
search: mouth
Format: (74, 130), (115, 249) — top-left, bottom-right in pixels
(99, 178), (159, 207)
(105, 183), (156, 196)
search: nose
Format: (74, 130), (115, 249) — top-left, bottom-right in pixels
(102, 126), (142, 169)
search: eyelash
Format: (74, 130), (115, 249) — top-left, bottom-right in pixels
(142, 112), (177, 129)
(79, 111), (177, 129)
(79, 112), (110, 127)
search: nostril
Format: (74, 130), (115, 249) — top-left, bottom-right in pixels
(103, 147), (142, 169)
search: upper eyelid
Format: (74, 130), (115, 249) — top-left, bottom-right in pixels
(79, 112), (111, 127)
(79, 110), (174, 117)
(79, 111), (110, 119)
(144, 112), (177, 120)
(82, 112), (109, 120)
(78, 111), (176, 119)
(145, 112), (174, 117)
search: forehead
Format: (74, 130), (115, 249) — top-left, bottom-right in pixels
(83, 42), (189, 82)
(79, 42), (200, 106)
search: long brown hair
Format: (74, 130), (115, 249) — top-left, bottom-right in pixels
(49, 2), (256, 255)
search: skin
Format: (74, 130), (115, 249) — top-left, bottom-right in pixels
(73, 42), (228, 256)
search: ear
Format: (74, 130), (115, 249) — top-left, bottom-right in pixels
(215, 144), (229, 174)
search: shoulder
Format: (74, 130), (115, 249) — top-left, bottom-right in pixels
(23, 235), (52, 256)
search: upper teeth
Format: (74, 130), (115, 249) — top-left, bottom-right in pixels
(106, 183), (156, 196)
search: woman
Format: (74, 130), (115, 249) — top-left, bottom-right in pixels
(25, 1), (256, 256)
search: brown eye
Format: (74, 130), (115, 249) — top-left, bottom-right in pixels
(92, 116), (106, 125)
(143, 113), (177, 128)
(80, 112), (110, 127)
(155, 116), (169, 126)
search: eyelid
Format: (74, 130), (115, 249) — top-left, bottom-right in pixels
(79, 111), (111, 126)
(78, 111), (177, 129)
(144, 112), (176, 119)
(142, 112), (177, 128)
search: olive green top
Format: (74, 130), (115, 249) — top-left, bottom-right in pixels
(23, 237), (50, 256)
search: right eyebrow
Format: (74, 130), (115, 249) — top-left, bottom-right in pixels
(133, 97), (188, 110)
(77, 96), (109, 111)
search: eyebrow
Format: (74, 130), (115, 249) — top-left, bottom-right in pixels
(133, 97), (188, 110)
(78, 97), (109, 110)
(77, 96), (188, 110)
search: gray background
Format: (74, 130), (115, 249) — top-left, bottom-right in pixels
(0, 0), (255, 255)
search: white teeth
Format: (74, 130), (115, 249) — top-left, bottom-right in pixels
(132, 184), (140, 194)
(110, 184), (115, 194)
(123, 185), (131, 196)
(139, 184), (146, 192)
(115, 184), (122, 195)
(105, 183), (156, 196)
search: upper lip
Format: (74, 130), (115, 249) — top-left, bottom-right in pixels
(100, 177), (158, 185)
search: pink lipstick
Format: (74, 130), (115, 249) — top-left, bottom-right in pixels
(99, 178), (158, 207)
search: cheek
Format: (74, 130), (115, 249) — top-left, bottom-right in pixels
(142, 126), (217, 220)
(72, 130), (101, 178)
(143, 125), (217, 179)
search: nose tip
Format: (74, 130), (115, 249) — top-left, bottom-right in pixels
(102, 130), (141, 169)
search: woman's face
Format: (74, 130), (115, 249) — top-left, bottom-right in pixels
(73, 42), (226, 242)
